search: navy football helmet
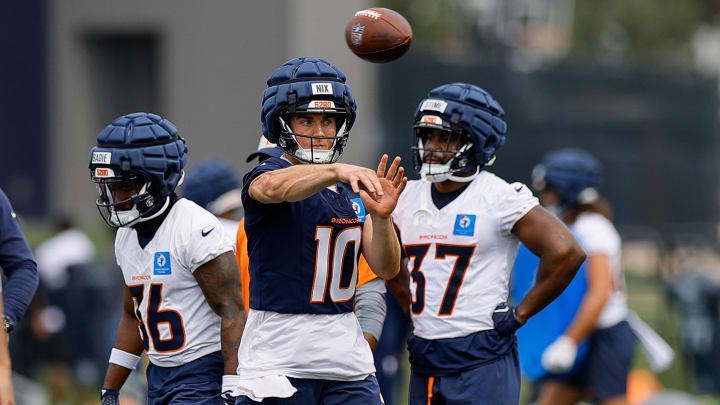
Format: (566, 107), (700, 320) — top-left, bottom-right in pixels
(412, 83), (507, 182)
(182, 160), (242, 216)
(261, 57), (357, 164)
(89, 112), (187, 228)
(532, 148), (603, 206)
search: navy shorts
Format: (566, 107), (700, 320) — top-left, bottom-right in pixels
(409, 345), (520, 405)
(544, 320), (635, 401)
(147, 351), (224, 405)
(235, 375), (383, 405)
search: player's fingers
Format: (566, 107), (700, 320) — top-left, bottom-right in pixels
(350, 177), (360, 193)
(376, 154), (389, 177)
(385, 156), (401, 180)
(358, 174), (377, 195)
(392, 166), (405, 187)
(369, 173), (384, 196)
(366, 172), (383, 196)
(397, 177), (408, 195)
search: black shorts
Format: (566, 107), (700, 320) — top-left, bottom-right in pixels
(544, 320), (635, 401)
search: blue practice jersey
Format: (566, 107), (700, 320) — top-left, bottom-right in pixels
(242, 156), (366, 315)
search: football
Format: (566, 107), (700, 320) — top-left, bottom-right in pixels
(345, 8), (412, 63)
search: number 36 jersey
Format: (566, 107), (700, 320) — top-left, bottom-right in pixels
(392, 172), (538, 340)
(114, 198), (235, 367)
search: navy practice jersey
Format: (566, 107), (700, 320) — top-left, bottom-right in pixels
(242, 156), (366, 315)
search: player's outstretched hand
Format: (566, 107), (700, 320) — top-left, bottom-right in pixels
(335, 163), (384, 202)
(360, 155), (407, 218)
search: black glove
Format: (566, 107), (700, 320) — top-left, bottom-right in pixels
(492, 303), (524, 336)
(100, 388), (120, 405)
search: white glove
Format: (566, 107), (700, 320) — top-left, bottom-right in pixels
(541, 335), (578, 374)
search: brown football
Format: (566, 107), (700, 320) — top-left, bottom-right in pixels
(345, 8), (412, 63)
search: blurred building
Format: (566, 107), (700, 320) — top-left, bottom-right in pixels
(3, 0), (380, 220)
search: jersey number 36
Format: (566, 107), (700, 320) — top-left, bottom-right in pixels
(129, 284), (186, 352)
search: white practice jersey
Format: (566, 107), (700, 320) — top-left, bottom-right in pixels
(393, 172), (539, 340)
(572, 212), (628, 329)
(236, 309), (374, 381)
(114, 198), (235, 367)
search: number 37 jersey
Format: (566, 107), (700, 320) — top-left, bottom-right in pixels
(392, 172), (538, 340)
(114, 198), (235, 367)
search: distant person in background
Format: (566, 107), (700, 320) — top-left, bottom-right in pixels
(35, 216), (96, 292)
(182, 159), (244, 239)
(0, 188), (39, 340)
(532, 148), (634, 405)
(31, 215), (96, 403)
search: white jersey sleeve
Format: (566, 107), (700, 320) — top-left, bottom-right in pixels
(573, 212), (627, 328)
(495, 182), (538, 235)
(574, 213), (617, 256)
(176, 207), (235, 273)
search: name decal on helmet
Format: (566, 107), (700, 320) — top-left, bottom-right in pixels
(311, 83), (333, 95)
(420, 99), (447, 113)
(308, 100), (336, 109)
(355, 9), (381, 19)
(94, 167), (115, 178)
(92, 151), (112, 164)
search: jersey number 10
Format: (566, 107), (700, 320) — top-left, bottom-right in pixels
(310, 226), (361, 303)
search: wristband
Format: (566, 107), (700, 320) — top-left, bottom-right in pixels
(108, 348), (141, 370)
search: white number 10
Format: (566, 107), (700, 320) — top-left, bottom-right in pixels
(310, 226), (361, 303)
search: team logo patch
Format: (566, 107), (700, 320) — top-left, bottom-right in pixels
(351, 24), (365, 47)
(351, 198), (366, 223)
(453, 214), (476, 236)
(92, 151), (112, 164)
(311, 83), (333, 95)
(420, 99), (448, 113)
(153, 252), (172, 275)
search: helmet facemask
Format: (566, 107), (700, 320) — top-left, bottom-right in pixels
(91, 168), (171, 228)
(275, 100), (351, 164)
(412, 116), (479, 183)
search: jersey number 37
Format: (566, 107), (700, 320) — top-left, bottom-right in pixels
(405, 243), (475, 316)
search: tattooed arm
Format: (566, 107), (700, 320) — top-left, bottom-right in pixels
(194, 251), (247, 374)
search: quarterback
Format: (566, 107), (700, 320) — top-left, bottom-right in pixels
(228, 57), (405, 405)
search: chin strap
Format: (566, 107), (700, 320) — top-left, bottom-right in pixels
(136, 196), (170, 224)
(446, 166), (480, 182)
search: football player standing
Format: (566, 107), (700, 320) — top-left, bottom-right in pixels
(227, 57), (406, 405)
(532, 149), (634, 405)
(235, 139), (389, 352)
(89, 113), (246, 405)
(392, 83), (586, 405)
